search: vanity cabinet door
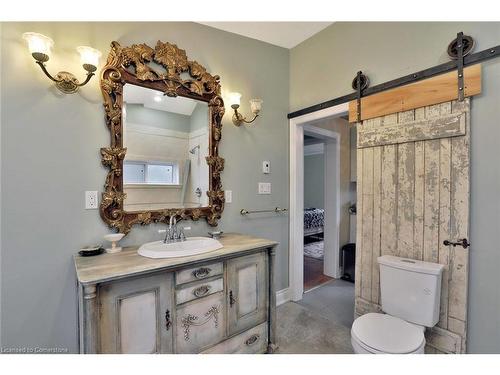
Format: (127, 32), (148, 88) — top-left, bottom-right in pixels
(98, 273), (174, 354)
(175, 292), (225, 353)
(227, 252), (268, 336)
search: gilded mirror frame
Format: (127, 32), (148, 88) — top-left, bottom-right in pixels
(100, 40), (225, 234)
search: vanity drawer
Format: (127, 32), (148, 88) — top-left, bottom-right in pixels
(175, 262), (223, 285)
(176, 277), (224, 305)
(202, 322), (268, 354)
(175, 292), (225, 353)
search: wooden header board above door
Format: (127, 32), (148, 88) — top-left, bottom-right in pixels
(348, 64), (481, 123)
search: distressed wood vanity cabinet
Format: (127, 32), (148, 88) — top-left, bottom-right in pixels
(74, 233), (278, 354)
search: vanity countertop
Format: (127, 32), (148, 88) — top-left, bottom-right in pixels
(74, 233), (278, 285)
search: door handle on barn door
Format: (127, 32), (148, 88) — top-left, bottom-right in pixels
(443, 238), (470, 249)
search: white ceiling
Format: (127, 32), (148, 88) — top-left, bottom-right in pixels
(124, 84), (203, 116)
(198, 22), (333, 49)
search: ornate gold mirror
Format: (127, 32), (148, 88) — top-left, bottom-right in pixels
(100, 41), (225, 234)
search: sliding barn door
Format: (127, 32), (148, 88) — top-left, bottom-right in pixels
(355, 99), (470, 354)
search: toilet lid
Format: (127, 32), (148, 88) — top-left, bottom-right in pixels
(351, 313), (425, 354)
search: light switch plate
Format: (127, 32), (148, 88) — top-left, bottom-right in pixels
(85, 191), (98, 209)
(258, 182), (271, 194)
(262, 161), (271, 174)
(225, 190), (232, 203)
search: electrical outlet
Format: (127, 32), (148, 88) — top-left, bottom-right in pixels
(258, 182), (271, 194)
(225, 190), (232, 203)
(262, 161), (271, 174)
(85, 191), (98, 209)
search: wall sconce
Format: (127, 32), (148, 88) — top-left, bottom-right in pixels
(23, 32), (102, 94)
(228, 92), (263, 126)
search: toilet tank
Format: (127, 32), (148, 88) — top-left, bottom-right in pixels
(378, 255), (444, 327)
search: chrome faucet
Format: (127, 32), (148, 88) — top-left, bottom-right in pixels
(163, 216), (186, 243)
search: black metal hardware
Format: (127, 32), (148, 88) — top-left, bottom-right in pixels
(165, 309), (172, 331)
(245, 334), (260, 346)
(443, 238), (470, 249)
(348, 203), (357, 215)
(193, 285), (211, 298)
(352, 71), (369, 123)
(455, 32), (465, 101)
(288, 35), (499, 120)
(356, 71), (362, 122)
(192, 267), (211, 279)
(448, 34), (475, 59)
(229, 290), (236, 307)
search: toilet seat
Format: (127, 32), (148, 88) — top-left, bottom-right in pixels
(351, 313), (425, 354)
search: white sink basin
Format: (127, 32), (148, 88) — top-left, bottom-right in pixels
(138, 237), (223, 259)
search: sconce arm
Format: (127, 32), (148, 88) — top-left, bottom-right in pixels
(242, 114), (259, 124)
(77, 71), (95, 87)
(232, 108), (259, 126)
(34, 61), (96, 93)
(35, 61), (61, 83)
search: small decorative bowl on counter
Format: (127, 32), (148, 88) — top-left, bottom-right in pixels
(78, 245), (105, 257)
(104, 233), (125, 253)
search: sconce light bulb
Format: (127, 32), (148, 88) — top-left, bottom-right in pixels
(23, 32), (54, 61)
(76, 46), (102, 71)
(228, 92), (242, 108)
(250, 98), (263, 115)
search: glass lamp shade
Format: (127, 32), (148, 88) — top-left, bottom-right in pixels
(228, 92), (242, 108)
(249, 98), (263, 114)
(23, 32), (54, 58)
(76, 46), (102, 68)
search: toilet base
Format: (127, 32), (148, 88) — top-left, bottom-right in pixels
(351, 336), (425, 354)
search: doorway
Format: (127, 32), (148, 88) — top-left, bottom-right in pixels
(289, 102), (350, 301)
(302, 128), (338, 291)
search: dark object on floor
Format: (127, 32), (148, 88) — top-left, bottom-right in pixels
(340, 243), (356, 283)
(79, 245), (104, 257)
(304, 256), (333, 291)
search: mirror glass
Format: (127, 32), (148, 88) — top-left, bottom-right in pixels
(122, 84), (210, 211)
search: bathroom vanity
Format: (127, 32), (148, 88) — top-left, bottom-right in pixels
(74, 233), (278, 354)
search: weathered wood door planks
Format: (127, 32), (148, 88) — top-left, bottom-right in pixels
(354, 100), (471, 354)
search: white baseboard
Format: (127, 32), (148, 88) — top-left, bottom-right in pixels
(276, 288), (291, 306)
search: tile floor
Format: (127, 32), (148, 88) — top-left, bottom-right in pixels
(276, 279), (355, 354)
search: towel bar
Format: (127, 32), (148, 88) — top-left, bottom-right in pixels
(240, 207), (288, 215)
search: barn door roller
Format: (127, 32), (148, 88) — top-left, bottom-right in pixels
(448, 32), (475, 101)
(352, 71), (369, 122)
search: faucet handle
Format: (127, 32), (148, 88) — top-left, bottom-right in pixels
(179, 227), (186, 242)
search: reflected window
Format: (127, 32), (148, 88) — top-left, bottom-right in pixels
(124, 161), (179, 185)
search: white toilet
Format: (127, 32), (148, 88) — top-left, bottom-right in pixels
(351, 255), (444, 354)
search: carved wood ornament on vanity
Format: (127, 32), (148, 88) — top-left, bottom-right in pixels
(100, 40), (225, 234)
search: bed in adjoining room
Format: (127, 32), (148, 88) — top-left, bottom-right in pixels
(304, 207), (324, 237)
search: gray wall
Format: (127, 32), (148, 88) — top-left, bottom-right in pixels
(126, 104), (191, 132)
(0, 22), (289, 352)
(190, 103), (209, 132)
(304, 153), (324, 209)
(291, 22), (500, 353)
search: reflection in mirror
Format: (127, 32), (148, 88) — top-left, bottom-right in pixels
(122, 84), (209, 211)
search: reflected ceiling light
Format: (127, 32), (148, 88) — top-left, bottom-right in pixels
(228, 92), (263, 127)
(23, 32), (101, 94)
